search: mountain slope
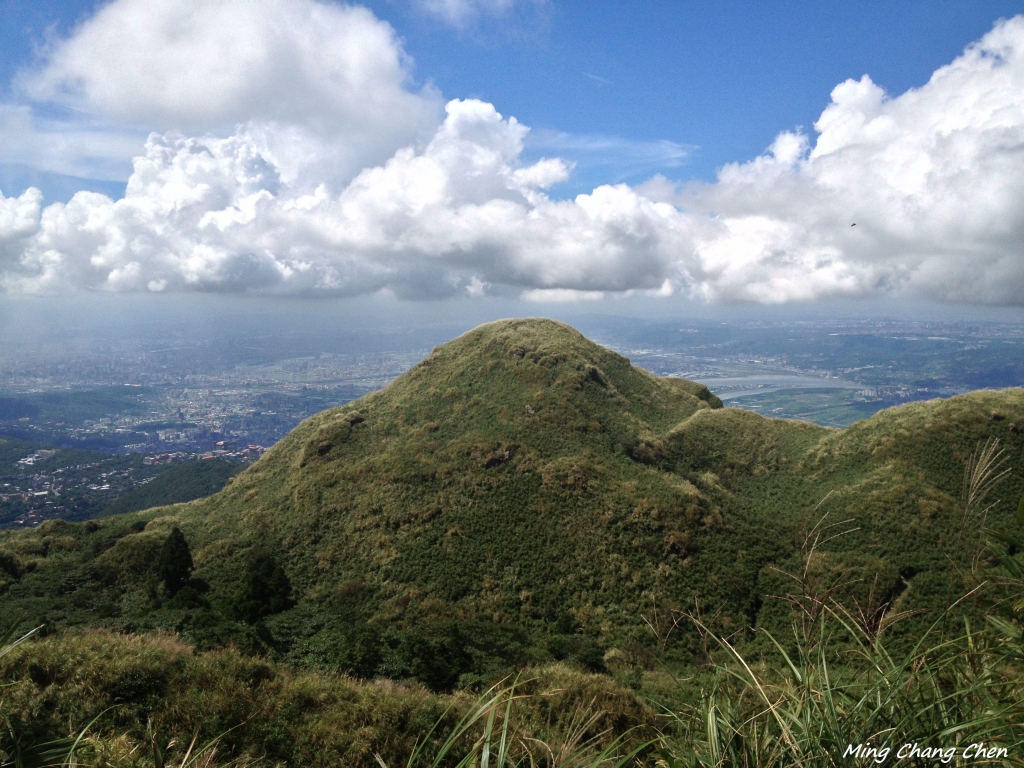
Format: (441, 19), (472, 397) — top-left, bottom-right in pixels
(182, 318), (728, 631)
(663, 389), (1024, 635)
(101, 459), (243, 516)
(2, 319), (1023, 685)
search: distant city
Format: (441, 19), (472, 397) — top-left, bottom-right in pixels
(2, 314), (1024, 527)
(612, 316), (1024, 427)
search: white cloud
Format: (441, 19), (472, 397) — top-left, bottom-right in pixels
(0, 188), (42, 264)
(417, 0), (536, 28)
(22, 0), (431, 130)
(12, 0), (441, 186)
(527, 130), (695, 180)
(0, 99), (684, 297)
(648, 15), (1024, 304)
(2, 14), (1024, 305)
(522, 288), (606, 302)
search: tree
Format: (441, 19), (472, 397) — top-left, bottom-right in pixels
(156, 527), (193, 596)
(232, 550), (293, 623)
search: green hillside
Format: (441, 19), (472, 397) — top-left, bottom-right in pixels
(3, 320), (1024, 663)
(0, 436), (39, 471)
(2, 319), (1024, 765)
(100, 459), (243, 516)
(0, 436), (107, 474)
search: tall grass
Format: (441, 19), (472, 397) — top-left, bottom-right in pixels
(658, 455), (1024, 768)
(986, 481), (1024, 663)
(660, 602), (1023, 767)
(0, 626), (653, 768)
(1, 625), (93, 768)
(373, 680), (651, 768)
(2, 624), (239, 768)
(4, 674), (649, 768)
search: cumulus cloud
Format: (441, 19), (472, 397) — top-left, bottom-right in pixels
(14, 0), (441, 184)
(642, 15), (1024, 304)
(0, 99), (683, 297)
(2, 14), (1024, 304)
(0, 188), (42, 264)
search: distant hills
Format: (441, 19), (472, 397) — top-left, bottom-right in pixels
(2, 318), (1023, 683)
(100, 459), (242, 516)
(0, 387), (150, 425)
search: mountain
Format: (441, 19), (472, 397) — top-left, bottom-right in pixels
(2, 319), (1023, 685)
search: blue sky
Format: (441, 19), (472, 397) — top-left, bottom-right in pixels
(3, 0), (1022, 194)
(0, 0), (1022, 307)
(368, 1), (1024, 188)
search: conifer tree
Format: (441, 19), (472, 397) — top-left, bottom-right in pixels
(156, 526), (193, 596)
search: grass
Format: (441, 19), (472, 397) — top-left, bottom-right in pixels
(2, 319), (1024, 765)
(659, 607), (1024, 767)
(1, 625), (98, 768)
(5, 578), (1024, 766)
(1, 320), (1023, 687)
(0, 630), (655, 767)
(657, 488), (1024, 768)
(655, 457), (1024, 767)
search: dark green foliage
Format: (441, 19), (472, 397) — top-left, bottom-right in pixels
(546, 633), (606, 672)
(0, 551), (22, 580)
(298, 626), (384, 679)
(155, 527), (193, 596)
(0, 398), (40, 421)
(0, 436), (40, 472)
(165, 584), (209, 610)
(231, 550), (293, 623)
(102, 459), (242, 516)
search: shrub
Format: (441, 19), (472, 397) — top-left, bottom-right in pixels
(231, 550), (293, 623)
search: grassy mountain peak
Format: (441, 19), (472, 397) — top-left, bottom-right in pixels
(3, 319), (1024, 693)
(183, 317), (725, 627)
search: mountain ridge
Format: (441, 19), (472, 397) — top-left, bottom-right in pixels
(2, 318), (1023, 688)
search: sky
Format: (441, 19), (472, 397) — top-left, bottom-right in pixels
(0, 0), (1023, 315)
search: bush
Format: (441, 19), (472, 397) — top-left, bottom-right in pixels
(0, 631), (654, 767)
(231, 550), (293, 623)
